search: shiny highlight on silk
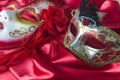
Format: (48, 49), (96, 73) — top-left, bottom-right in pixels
(0, 0), (120, 80)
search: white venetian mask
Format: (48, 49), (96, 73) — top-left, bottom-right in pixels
(0, 0), (52, 49)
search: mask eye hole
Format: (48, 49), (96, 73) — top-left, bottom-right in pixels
(80, 16), (96, 28)
(70, 23), (78, 37)
(66, 20), (79, 43)
(82, 19), (90, 26)
(0, 22), (3, 29)
(5, 17), (7, 19)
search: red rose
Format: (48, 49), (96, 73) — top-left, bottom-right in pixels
(40, 6), (68, 35)
(49, 0), (65, 7)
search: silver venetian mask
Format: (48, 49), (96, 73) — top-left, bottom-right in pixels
(64, 8), (120, 66)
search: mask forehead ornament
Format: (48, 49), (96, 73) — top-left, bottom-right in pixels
(64, 0), (120, 66)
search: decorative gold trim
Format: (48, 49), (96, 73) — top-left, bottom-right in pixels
(9, 20), (44, 38)
(9, 26), (35, 37)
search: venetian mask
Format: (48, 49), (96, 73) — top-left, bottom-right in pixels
(0, 0), (52, 49)
(64, 1), (120, 66)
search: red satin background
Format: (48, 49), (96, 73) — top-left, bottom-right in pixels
(0, 0), (120, 80)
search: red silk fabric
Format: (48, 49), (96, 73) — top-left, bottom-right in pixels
(0, 0), (120, 80)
